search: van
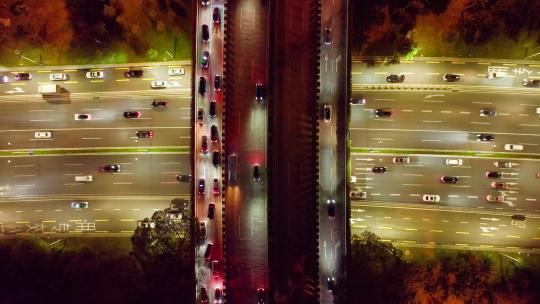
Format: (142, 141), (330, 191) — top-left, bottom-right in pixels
(75, 175), (93, 182)
(511, 215), (526, 226)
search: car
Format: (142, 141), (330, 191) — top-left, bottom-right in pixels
(176, 174), (191, 182)
(326, 199), (336, 217)
(197, 107), (205, 125)
(536, 107), (540, 115)
(199, 221), (207, 240)
(201, 51), (210, 68)
(213, 7), (221, 23)
(212, 150), (221, 167)
(253, 164), (261, 181)
(210, 125), (219, 143)
(168, 67), (185, 76)
(86, 71), (103, 79)
(256, 288), (266, 303)
(71, 201), (88, 209)
(123, 111), (141, 119)
(350, 191), (367, 199)
(151, 80), (167, 89)
(202, 24), (210, 42)
(494, 161), (513, 168)
(443, 73), (460, 82)
(386, 74), (405, 83)
(135, 130), (153, 138)
(101, 164), (121, 173)
(199, 76), (207, 95)
(486, 195), (505, 202)
(445, 158), (463, 166)
(49, 73), (67, 81)
(0, 75), (8, 83)
(208, 203), (215, 219)
(440, 176), (459, 184)
(375, 108), (393, 117)
(504, 144), (524, 151)
(124, 69), (144, 78)
(256, 83), (264, 101)
(74, 113), (92, 120)
(476, 133), (494, 141)
(392, 156), (410, 164)
(34, 131), (52, 139)
(212, 177), (220, 195)
(211, 260), (220, 278)
(201, 135), (208, 153)
(214, 287), (223, 304)
(350, 96), (366, 105)
(372, 166), (387, 173)
(537, 172), (540, 179)
(324, 27), (332, 45)
(479, 108), (497, 117)
(204, 242), (213, 259)
(327, 277), (336, 292)
(200, 288), (209, 304)
(485, 171), (502, 179)
(522, 78), (540, 87)
(322, 104), (332, 122)
(201, 0), (210, 6)
(511, 215), (526, 226)
(151, 99), (168, 108)
(491, 181), (507, 189)
(14, 72), (32, 80)
(198, 178), (205, 195)
(209, 100), (217, 118)
(422, 194), (440, 202)
(214, 75), (221, 91)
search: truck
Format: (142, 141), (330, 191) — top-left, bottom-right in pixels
(38, 84), (61, 95)
(227, 154), (238, 186)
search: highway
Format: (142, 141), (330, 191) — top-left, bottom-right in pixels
(224, 0), (269, 302)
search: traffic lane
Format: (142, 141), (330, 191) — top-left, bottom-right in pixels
(350, 204), (540, 248)
(350, 128), (540, 153)
(0, 153), (190, 197)
(352, 155), (540, 210)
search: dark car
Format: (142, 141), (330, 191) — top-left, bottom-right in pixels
(327, 277), (336, 292)
(101, 164), (121, 172)
(151, 99), (168, 108)
(213, 7), (221, 23)
(386, 74), (405, 83)
(136, 130), (153, 138)
(123, 111), (141, 119)
(201, 0), (209, 6)
(208, 202), (215, 219)
(14, 72), (32, 81)
(200, 287), (209, 304)
(214, 288), (223, 304)
(214, 75), (221, 91)
(124, 69), (144, 78)
(202, 24), (210, 42)
(324, 27), (332, 45)
(372, 166), (387, 173)
(176, 174), (192, 182)
(201, 51), (210, 68)
(199, 76), (207, 95)
(198, 178), (205, 195)
(212, 150), (221, 167)
(209, 100), (217, 118)
(210, 125), (219, 143)
(440, 176), (459, 184)
(480, 108), (497, 117)
(375, 108), (393, 117)
(326, 199), (336, 217)
(253, 164), (261, 181)
(350, 96), (366, 105)
(201, 135), (208, 153)
(255, 83), (264, 101)
(256, 288), (266, 303)
(522, 78), (540, 87)
(476, 133), (494, 141)
(323, 104), (331, 122)
(443, 74), (460, 82)
(197, 107), (205, 125)
(485, 171), (502, 179)
(204, 242), (213, 259)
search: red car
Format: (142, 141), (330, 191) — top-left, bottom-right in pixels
(201, 135), (208, 153)
(212, 177), (220, 196)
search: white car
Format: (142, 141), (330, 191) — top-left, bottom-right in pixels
(392, 157), (410, 164)
(151, 80), (167, 89)
(445, 159), (463, 166)
(504, 144), (524, 151)
(0, 75), (8, 83)
(349, 191), (367, 200)
(422, 194), (440, 203)
(86, 71), (104, 79)
(49, 73), (67, 81)
(168, 68), (185, 76)
(71, 201), (88, 209)
(486, 195), (505, 202)
(74, 113), (92, 120)
(34, 131), (52, 139)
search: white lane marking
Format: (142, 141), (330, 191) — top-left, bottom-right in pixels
(451, 185), (470, 188)
(160, 182), (178, 184)
(29, 119), (54, 122)
(371, 193), (381, 196)
(519, 124), (539, 127)
(13, 174), (35, 177)
(421, 139), (441, 142)
(405, 164), (424, 167)
(29, 109), (53, 112)
(15, 184), (35, 187)
(471, 122), (491, 125)
(460, 111), (470, 114)
(64, 163), (84, 165)
(423, 100), (444, 103)
(403, 184), (422, 186)
(422, 120), (442, 123)
(448, 195), (460, 198)
(113, 182), (133, 185)
(81, 137), (102, 140)
(409, 194), (420, 196)
(80, 108), (103, 111)
(403, 174), (423, 176)
(526, 198), (537, 201)
(402, 109), (413, 112)
(467, 196), (478, 198)
(518, 114), (530, 117)
(421, 110), (433, 113)
(373, 138), (393, 141)
(13, 164), (35, 167)
(390, 194), (400, 196)
(113, 173), (133, 175)
(374, 98), (395, 101)
(441, 110), (452, 114)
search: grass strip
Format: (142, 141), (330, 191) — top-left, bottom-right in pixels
(351, 148), (540, 160)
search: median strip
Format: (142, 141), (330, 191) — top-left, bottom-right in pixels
(351, 148), (540, 160)
(0, 146), (190, 157)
